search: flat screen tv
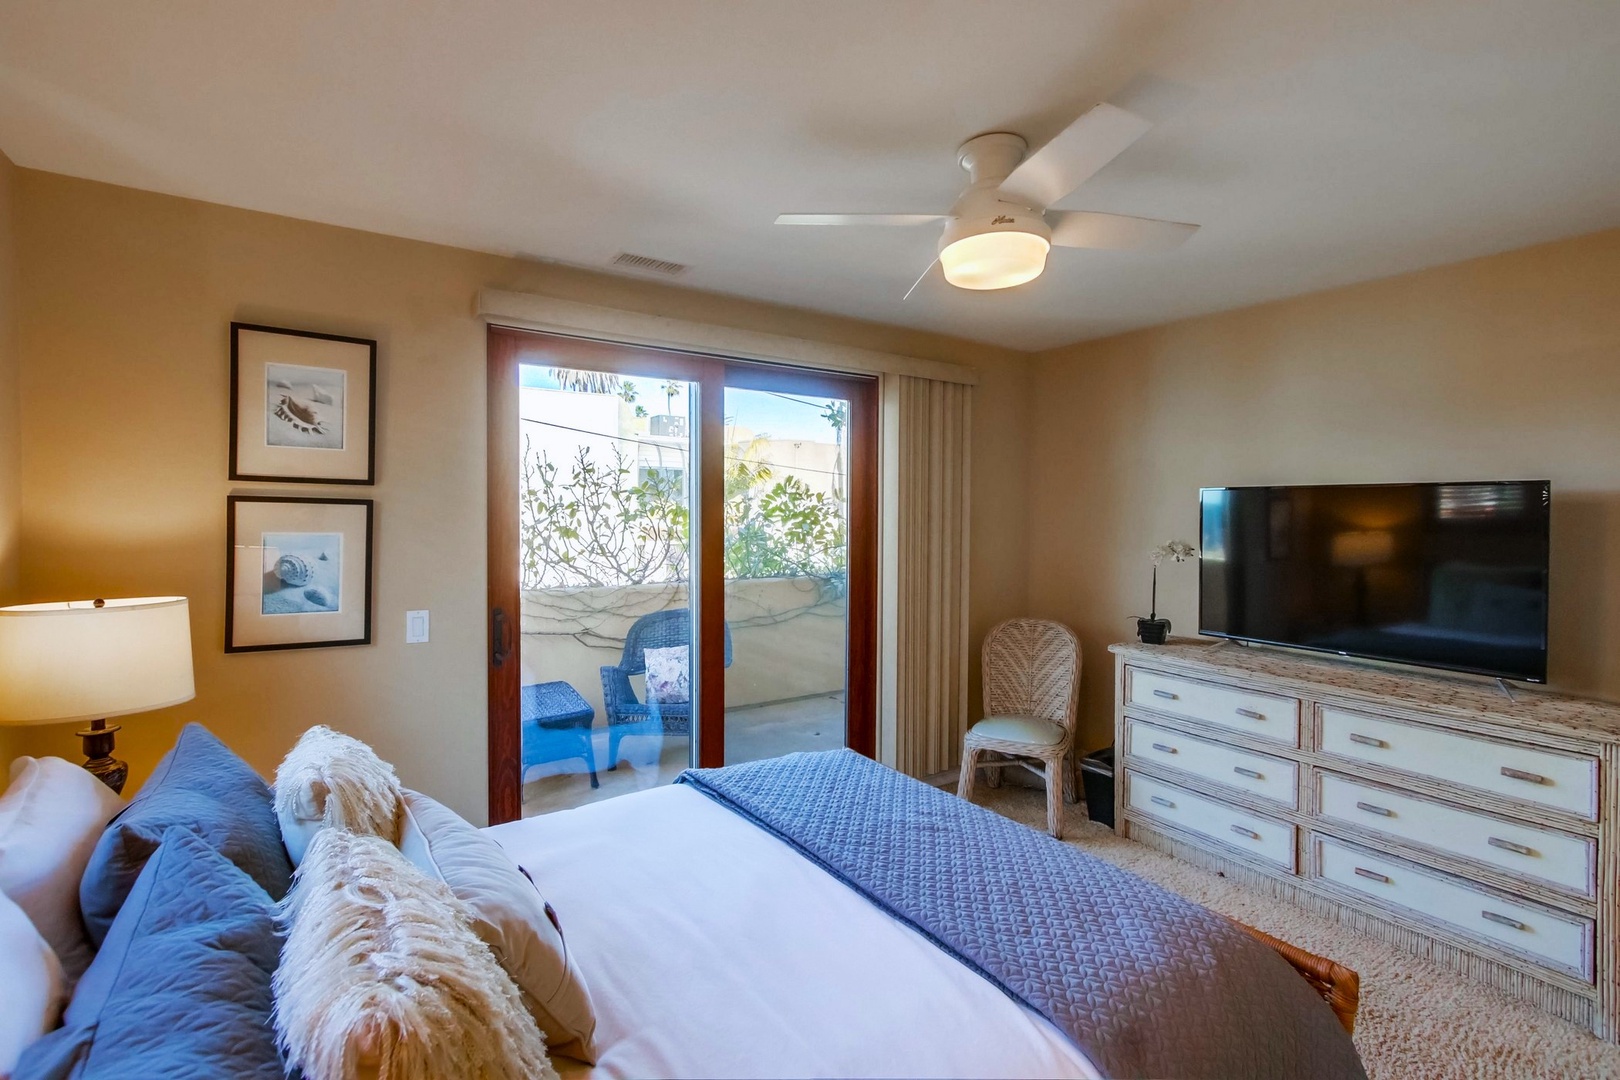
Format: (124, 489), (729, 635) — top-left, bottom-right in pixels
(1199, 481), (1550, 682)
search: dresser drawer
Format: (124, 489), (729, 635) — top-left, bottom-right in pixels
(1318, 707), (1599, 821)
(1318, 773), (1595, 898)
(1126, 718), (1299, 808)
(1126, 668), (1301, 746)
(1314, 836), (1593, 981)
(1126, 771), (1297, 870)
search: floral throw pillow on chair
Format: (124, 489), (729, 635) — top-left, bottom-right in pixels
(643, 645), (691, 705)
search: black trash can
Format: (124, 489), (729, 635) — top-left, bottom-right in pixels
(1079, 746), (1115, 829)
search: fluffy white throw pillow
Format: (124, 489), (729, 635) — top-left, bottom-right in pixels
(275, 829), (556, 1080)
(398, 790), (598, 1062)
(273, 726), (403, 866)
(0, 890), (65, 1078)
(643, 644), (690, 705)
(0, 756), (124, 982)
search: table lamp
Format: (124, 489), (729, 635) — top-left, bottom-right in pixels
(0, 597), (195, 793)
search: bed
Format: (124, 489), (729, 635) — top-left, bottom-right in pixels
(488, 749), (1367, 1080)
(3, 729), (1365, 1080)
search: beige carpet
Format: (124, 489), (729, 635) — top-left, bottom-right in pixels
(975, 785), (1620, 1080)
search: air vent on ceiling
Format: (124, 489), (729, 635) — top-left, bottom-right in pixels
(611, 252), (688, 277)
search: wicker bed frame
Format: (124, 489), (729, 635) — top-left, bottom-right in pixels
(1237, 920), (1362, 1034)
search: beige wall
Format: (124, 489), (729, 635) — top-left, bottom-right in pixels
(0, 149), (19, 777)
(8, 169), (1030, 822)
(1030, 228), (1620, 752)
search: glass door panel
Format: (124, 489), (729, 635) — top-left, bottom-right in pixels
(722, 386), (850, 764)
(517, 363), (697, 815)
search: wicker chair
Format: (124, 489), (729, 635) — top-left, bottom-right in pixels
(601, 608), (732, 769)
(958, 618), (1081, 838)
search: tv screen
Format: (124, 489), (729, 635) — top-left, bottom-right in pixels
(1199, 481), (1550, 682)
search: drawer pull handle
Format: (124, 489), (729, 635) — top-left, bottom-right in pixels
(1488, 837), (1536, 857)
(1500, 766), (1549, 785)
(1353, 867), (1391, 884)
(1348, 733), (1388, 748)
(1150, 742), (1178, 754)
(1235, 707), (1264, 720)
(1150, 795), (1176, 809)
(1481, 910), (1529, 931)
(1152, 689), (1179, 700)
(1355, 801), (1394, 817)
(1229, 824), (1261, 840)
(1232, 766), (1264, 780)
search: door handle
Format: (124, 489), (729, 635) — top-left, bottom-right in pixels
(491, 607), (511, 668)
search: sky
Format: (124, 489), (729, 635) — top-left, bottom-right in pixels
(519, 365), (840, 443)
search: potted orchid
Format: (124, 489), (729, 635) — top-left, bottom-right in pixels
(1135, 539), (1197, 644)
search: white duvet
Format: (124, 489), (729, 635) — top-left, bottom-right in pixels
(486, 784), (1100, 1080)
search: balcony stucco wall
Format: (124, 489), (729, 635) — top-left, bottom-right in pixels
(520, 575), (847, 722)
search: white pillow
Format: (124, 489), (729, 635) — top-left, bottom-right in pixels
(273, 726), (403, 866)
(643, 644), (690, 705)
(0, 757), (125, 982)
(399, 789), (598, 1062)
(0, 888), (66, 1078)
(275, 828), (557, 1080)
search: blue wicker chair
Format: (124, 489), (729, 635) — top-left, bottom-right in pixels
(601, 608), (732, 769)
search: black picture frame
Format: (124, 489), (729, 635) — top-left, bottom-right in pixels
(225, 495), (374, 653)
(229, 322), (377, 485)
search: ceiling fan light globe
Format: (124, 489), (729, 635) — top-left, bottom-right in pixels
(939, 231), (1050, 290)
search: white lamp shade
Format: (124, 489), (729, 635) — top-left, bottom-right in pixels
(0, 597), (195, 725)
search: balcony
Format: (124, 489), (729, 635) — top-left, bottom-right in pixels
(519, 575), (846, 816)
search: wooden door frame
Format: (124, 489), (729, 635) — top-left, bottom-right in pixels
(487, 325), (877, 823)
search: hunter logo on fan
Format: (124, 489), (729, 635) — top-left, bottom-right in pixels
(991, 214), (1015, 224)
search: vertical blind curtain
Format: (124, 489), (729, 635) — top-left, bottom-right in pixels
(886, 375), (972, 778)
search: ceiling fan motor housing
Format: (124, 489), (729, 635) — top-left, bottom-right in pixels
(939, 188), (1052, 253)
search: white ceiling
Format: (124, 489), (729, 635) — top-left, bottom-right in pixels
(3, 1), (1619, 351)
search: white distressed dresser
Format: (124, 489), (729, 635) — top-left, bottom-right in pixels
(1110, 639), (1620, 1041)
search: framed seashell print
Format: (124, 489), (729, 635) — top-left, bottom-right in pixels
(226, 495), (373, 652)
(230, 323), (377, 484)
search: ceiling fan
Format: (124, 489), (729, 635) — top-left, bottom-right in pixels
(775, 102), (1198, 294)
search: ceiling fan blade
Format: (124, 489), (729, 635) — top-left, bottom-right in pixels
(775, 213), (944, 226)
(1047, 210), (1199, 252)
(996, 103), (1152, 211)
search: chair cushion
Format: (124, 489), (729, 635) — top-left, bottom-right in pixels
(17, 829), (285, 1080)
(0, 757), (125, 983)
(969, 715), (1067, 746)
(643, 645), (691, 705)
(78, 724), (292, 947)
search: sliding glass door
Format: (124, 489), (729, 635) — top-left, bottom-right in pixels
(722, 368), (874, 764)
(487, 327), (874, 822)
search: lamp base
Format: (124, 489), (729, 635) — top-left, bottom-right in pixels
(75, 718), (128, 795)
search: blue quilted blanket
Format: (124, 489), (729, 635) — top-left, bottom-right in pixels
(677, 750), (1365, 1080)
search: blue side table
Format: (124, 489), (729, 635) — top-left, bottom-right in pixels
(521, 681), (599, 789)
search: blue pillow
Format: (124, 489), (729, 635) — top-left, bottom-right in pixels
(78, 723), (292, 946)
(15, 828), (287, 1080)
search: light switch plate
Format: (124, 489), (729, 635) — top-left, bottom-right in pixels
(405, 610), (430, 644)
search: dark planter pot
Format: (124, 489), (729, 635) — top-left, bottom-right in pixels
(1136, 617), (1171, 645)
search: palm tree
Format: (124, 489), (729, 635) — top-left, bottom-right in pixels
(547, 368), (621, 395)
